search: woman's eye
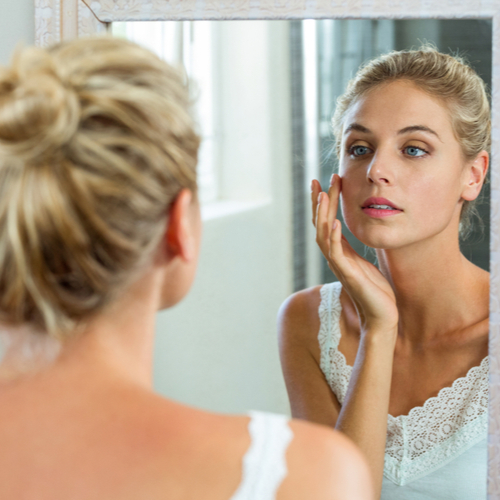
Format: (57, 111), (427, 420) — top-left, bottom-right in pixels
(404, 146), (427, 157)
(349, 145), (372, 157)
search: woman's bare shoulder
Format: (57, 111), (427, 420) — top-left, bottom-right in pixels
(279, 418), (372, 500)
(278, 283), (358, 354)
(103, 397), (253, 499)
(279, 285), (324, 315)
(278, 285), (324, 346)
(130, 393), (251, 444)
(157, 405), (372, 500)
(174, 408), (372, 500)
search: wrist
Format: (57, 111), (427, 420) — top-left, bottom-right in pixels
(361, 326), (398, 346)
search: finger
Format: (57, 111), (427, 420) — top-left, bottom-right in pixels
(340, 234), (359, 259)
(316, 192), (332, 255)
(311, 180), (321, 227)
(340, 234), (374, 269)
(330, 220), (364, 288)
(326, 174), (341, 233)
(325, 219), (349, 282)
(328, 219), (345, 270)
(339, 235), (379, 281)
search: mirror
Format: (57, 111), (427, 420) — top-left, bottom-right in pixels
(34, 1), (500, 496)
(117, 18), (492, 497)
(111, 14), (492, 403)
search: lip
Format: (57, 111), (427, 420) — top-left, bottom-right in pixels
(361, 197), (403, 218)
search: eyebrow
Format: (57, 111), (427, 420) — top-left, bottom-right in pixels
(344, 122), (442, 142)
(344, 123), (370, 134)
(398, 125), (442, 141)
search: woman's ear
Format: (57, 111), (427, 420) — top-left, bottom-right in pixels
(461, 150), (489, 202)
(164, 189), (197, 262)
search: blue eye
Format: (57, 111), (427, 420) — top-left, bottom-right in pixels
(349, 145), (372, 157)
(404, 146), (427, 157)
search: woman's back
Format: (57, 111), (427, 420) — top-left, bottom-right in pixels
(0, 360), (369, 500)
(0, 368), (248, 500)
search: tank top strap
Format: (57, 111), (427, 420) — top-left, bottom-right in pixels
(318, 281), (352, 404)
(318, 282), (343, 383)
(230, 411), (293, 500)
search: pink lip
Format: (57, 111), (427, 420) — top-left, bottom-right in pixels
(361, 197), (403, 218)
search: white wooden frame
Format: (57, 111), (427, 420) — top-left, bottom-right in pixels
(34, 1), (500, 497)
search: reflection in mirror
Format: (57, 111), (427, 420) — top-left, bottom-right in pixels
(314, 20), (492, 284)
(113, 19), (490, 499)
(281, 18), (491, 500)
(113, 18), (492, 286)
(113, 20), (295, 415)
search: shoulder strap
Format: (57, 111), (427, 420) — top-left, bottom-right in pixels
(230, 411), (293, 500)
(318, 281), (343, 387)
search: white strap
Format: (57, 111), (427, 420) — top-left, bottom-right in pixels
(230, 411), (293, 500)
(318, 281), (347, 400)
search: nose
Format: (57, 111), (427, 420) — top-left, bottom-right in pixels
(366, 151), (394, 185)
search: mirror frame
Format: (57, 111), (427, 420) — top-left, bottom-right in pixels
(34, 0), (500, 496)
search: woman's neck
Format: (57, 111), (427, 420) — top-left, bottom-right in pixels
(62, 269), (162, 389)
(0, 267), (162, 390)
(376, 230), (489, 344)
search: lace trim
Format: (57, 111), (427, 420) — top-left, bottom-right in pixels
(318, 281), (489, 485)
(385, 414), (488, 485)
(318, 282), (352, 404)
(230, 411), (293, 500)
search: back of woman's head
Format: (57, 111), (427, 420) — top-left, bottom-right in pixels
(0, 36), (200, 339)
(332, 46), (490, 237)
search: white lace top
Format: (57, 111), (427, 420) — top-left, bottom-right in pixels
(318, 281), (488, 498)
(230, 411), (293, 500)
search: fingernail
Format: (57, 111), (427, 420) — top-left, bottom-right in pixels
(317, 193), (322, 203)
(310, 180), (314, 191)
(330, 174), (335, 186)
(333, 220), (338, 230)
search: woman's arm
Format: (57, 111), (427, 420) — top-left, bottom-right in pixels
(278, 288), (341, 427)
(278, 289), (395, 499)
(281, 175), (398, 499)
(334, 330), (396, 499)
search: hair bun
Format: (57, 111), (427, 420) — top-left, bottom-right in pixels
(0, 37), (199, 338)
(0, 46), (80, 163)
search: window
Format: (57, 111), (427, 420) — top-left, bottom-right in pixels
(113, 21), (219, 204)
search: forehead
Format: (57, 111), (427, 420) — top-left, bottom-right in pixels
(343, 80), (454, 140)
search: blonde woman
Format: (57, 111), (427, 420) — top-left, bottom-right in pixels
(279, 48), (489, 499)
(0, 37), (371, 500)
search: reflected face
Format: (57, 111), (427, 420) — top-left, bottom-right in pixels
(339, 80), (470, 250)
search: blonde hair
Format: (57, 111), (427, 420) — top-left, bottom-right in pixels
(0, 36), (200, 339)
(332, 46), (490, 238)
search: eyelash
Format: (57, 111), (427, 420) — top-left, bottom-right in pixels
(403, 146), (429, 158)
(347, 145), (430, 158)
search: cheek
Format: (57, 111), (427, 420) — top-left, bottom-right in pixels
(338, 172), (362, 222)
(410, 173), (461, 217)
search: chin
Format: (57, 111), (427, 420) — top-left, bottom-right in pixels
(344, 219), (406, 250)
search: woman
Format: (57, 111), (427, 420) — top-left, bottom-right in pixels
(279, 47), (489, 499)
(0, 37), (371, 500)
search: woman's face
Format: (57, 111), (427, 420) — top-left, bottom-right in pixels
(339, 79), (475, 250)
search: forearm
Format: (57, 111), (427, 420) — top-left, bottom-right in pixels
(335, 330), (397, 499)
